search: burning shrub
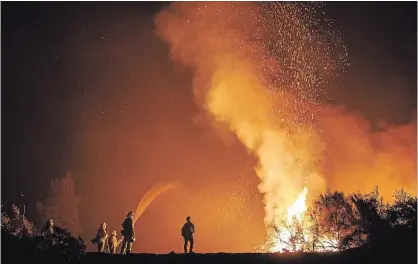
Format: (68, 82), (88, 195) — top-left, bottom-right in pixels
(309, 189), (359, 251)
(259, 217), (309, 253)
(260, 187), (417, 254)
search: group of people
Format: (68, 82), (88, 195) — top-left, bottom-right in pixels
(92, 211), (196, 254)
(91, 211), (136, 254)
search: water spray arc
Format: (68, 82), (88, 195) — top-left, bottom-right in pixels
(133, 183), (180, 224)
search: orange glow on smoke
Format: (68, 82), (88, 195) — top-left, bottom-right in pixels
(155, 2), (416, 253)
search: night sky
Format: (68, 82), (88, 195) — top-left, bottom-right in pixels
(1, 1), (417, 253)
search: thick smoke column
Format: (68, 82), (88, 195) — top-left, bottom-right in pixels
(155, 2), (345, 232)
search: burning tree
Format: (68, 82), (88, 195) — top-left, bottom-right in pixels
(264, 216), (309, 253)
(308, 189), (358, 251)
(259, 186), (417, 254)
(37, 171), (82, 236)
(262, 189), (357, 253)
(257, 188), (311, 253)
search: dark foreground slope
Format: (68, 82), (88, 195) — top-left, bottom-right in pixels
(5, 251), (417, 264)
(8, 249), (412, 264)
(81, 252), (366, 264)
(77, 250), (415, 264)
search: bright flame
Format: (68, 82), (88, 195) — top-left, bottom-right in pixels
(287, 188), (308, 223)
(269, 187), (308, 253)
(268, 187), (341, 253)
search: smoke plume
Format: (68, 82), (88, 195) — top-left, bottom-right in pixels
(156, 2), (341, 228)
(155, 2), (416, 236)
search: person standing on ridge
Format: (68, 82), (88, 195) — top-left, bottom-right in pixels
(92, 222), (108, 253)
(181, 216), (195, 254)
(120, 211), (135, 255)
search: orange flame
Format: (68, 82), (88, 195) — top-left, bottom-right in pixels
(270, 187), (308, 252)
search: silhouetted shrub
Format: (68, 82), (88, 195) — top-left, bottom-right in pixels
(346, 187), (416, 254)
(32, 226), (87, 263)
(1, 204), (37, 237)
(1, 203), (86, 263)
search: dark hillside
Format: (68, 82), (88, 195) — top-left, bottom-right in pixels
(6, 249), (416, 264)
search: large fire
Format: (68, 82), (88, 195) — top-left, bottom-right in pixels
(267, 187), (339, 253)
(155, 1), (416, 253)
(155, 2), (344, 252)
